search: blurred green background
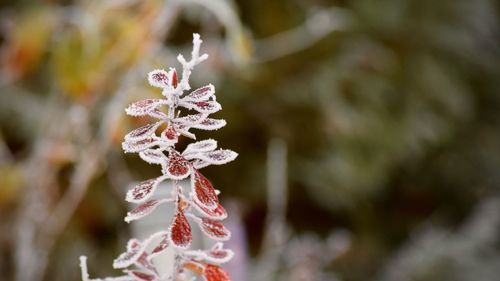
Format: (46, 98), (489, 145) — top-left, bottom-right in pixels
(1, 0), (500, 280)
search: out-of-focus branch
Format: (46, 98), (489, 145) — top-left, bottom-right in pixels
(253, 7), (353, 62)
(252, 138), (289, 281)
(263, 138), (288, 250)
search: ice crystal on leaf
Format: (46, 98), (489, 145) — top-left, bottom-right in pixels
(124, 122), (162, 142)
(191, 170), (219, 210)
(125, 270), (156, 281)
(183, 85), (215, 102)
(183, 139), (217, 156)
(138, 149), (165, 165)
(174, 113), (207, 127)
(180, 100), (222, 114)
(191, 118), (226, 131)
(147, 69), (170, 88)
(203, 264), (231, 281)
(125, 99), (167, 117)
(168, 199), (193, 249)
(197, 150), (238, 166)
(192, 201), (228, 221)
(197, 218), (231, 241)
(126, 177), (166, 203)
(166, 149), (192, 180)
(122, 137), (158, 153)
(80, 34), (237, 281)
(125, 199), (172, 223)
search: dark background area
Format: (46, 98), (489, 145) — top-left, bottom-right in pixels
(0, 0), (499, 280)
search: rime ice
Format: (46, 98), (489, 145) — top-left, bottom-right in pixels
(81, 34), (236, 281)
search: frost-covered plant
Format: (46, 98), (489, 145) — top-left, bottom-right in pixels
(80, 34), (237, 281)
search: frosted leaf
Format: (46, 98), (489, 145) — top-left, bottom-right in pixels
(174, 113), (207, 126)
(191, 171), (219, 210)
(124, 122), (161, 142)
(126, 177), (165, 203)
(125, 199), (170, 223)
(165, 149), (191, 180)
(198, 150), (238, 165)
(183, 250), (208, 261)
(192, 201), (227, 220)
(178, 128), (196, 140)
(196, 217), (230, 241)
(113, 242), (143, 269)
(126, 238), (142, 251)
(149, 235), (169, 259)
(180, 100), (221, 114)
(125, 270), (156, 281)
(147, 69), (169, 88)
(161, 126), (178, 141)
(125, 99), (166, 117)
(182, 261), (205, 276)
(139, 150), (165, 165)
(193, 160), (212, 170)
(168, 204), (192, 249)
(147, 108), (168, 119)
(204, 264), (230, 281)
(182, 85), (214, 102)
(191, 118), (226, 131)
(124, 231), (169, 264)
(183, 139), (217, 156)
(191, 101), (221, 114)
(137, 252), (155, 272)
(170, 68), (178, 89)
(205, 243), (234, 264)
(113, 234), (165, 270)
(122, 137), (158, 153)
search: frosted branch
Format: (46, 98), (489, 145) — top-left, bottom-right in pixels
(82, 33), (236, 281)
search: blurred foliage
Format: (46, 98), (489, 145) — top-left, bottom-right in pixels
(0, 0), (499, 280)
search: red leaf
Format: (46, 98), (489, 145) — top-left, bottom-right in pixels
(113, 244), (142, 269)
(166, 149), (191, 179)
(198, 218), (230, 241)
(148, 108), (168, 119)
(125, 199), (168, 223)
(168, 204), (192, 249)
(171, 69), (178, 88)
(139, 149), (166, 165)
(199, 150), (237, 165)
(126, 177), (164, 203)
(183, 261), (205, 276)
(125, 99), (165, 117)
(205, 243), (234, 264)
(174, 113), (207, 126)
(188, 101), (221, 114)
(122, 137), (157, 153)
(113, 232), (169, 269)
(183, 85), (214, 102)
(204, 264), (230, 281)
(191, 118), (226, 131)
(183, 139), (217, 156)
(162, 126), (178, 141)
(148, 69), (169, 88)
(192, 201), (227, 220)
(151, 235), (169, 256)
(124, 122), (161, 141)
(192, 171), (219, 210)
(137, 252), (155, 272)
(206, 249), (233, 264)
(126, 270), (156, 281)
